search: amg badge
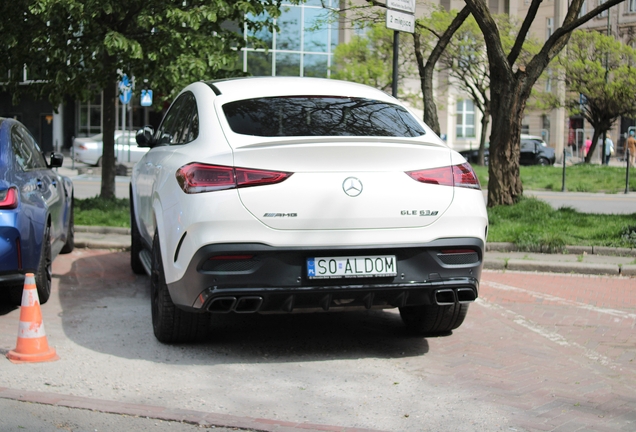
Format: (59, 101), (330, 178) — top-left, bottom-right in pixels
(263, 213), (297, 217)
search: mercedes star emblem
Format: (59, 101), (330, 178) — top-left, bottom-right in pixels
(343, 177), (363, 197)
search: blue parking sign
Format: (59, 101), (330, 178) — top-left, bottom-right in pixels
(119, 74), (132, 104)
(141, 90), (153, 107)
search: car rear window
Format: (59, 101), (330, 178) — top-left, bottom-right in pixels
(222, 96), (426, 137)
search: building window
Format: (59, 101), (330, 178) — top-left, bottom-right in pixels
(598, 0), (608, 18)
(546, 17), (554, 40)
(579, 0), (587, 17)
(541, 114), (550, 143)
(242, 1), (339, 78)
(76, 94), (102, 137)
(630, 0), (636, 13)
(456, 99), (475, 139)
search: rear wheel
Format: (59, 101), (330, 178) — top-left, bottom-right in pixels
(130, 190), (145, 275)
(60, 196), (75, 254)
(36, 224), (53, 304)
(150, 231), (209, 343)
(537, 157), (551, 166)
(399, 303), (469, 335)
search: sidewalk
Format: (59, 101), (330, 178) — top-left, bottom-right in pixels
(74, 226), (636, 277)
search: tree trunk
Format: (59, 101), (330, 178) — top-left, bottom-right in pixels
(487, 80), (526, 207)
(478, 106), (490, 166)
(412, 7), (470, 136)
(421, 63), (440, 135)
(413, 33), (441, 135)
(100, 55), (117, 199)
(584, 129), (603, 164)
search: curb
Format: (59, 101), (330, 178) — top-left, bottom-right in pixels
(486, 242), (636, 257)
(75, 225), (130, 251)
(485, 242), (636, 276)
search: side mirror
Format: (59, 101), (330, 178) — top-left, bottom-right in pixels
(136, 126), (155, 147)
(47, 152), (64, 168)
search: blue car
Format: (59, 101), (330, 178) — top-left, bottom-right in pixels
(0, 117), (74, 305)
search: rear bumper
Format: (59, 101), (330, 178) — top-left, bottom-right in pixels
(167, 237), (484, 313)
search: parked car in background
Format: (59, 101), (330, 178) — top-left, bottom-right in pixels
(73, 130), (149, 166)
(130, 77), (488, 343)
(0, 118), (74, 305)
(460, 134), (556, 166)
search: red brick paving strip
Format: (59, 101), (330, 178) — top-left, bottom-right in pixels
(0, 387), (385, 432)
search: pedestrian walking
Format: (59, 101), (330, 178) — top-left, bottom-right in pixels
(627, 130), (636, 167)
(584, 136), (592, 157)
(603, 135), (614, 165)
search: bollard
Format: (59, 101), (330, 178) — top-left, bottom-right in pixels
(561, 148), (566, 192)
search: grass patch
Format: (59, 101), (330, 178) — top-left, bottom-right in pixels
(471, 164), (636, 193)
(75, 197), (130, 227)
(487, 197), (636, 250)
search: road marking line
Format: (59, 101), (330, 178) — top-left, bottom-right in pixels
(475, 298), (615, 368)
(482, 280), (636, 320)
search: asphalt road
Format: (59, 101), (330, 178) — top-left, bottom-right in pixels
(1, 250), (635, 431)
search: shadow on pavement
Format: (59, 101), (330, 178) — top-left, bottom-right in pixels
(56, 250), (434, 365)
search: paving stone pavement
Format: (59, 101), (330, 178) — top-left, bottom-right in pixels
(5, 229), (634, 431)
(432, 270), (636, 431)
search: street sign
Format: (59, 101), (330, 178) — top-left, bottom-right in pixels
(386, 9), (415, 33)
(141, 90), (153, 107)
(387, 0), (416, 14)
(119, 74), (132, 105)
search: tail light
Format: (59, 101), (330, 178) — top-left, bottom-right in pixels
(0, 187), (18, 209)
(176, 163), (293, 194)
(406, 163), (481, 190)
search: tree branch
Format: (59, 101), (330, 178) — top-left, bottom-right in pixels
(507, 0), (543, 66)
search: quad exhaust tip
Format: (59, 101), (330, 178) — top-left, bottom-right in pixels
(435, 288), (477, 306)
(207, 296), (264, 313)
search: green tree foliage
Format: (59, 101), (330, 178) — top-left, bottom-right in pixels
(332, 23), (415, 95)
(0, 0), (283, 198)
(555, 30), (636, 162)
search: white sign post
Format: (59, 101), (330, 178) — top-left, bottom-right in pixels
(386, 1), (416, 97)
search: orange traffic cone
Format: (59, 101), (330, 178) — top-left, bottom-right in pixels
(6, 273), (59, 363)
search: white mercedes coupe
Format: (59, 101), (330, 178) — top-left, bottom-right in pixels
(130, 77), (488, 343)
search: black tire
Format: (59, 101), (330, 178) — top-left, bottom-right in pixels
(60, 195), (75, 254)
(537, 157), (551, 166)
(399, 303), (469, 335)
(130, 190), (145, 275)
(150, 231), (209, 343)
(4, 283), (24, 306)
(36, 224), (53, 304)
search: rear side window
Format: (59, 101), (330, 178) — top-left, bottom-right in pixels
(12, 124), (47, 170)
(156, 92), (199, 145)
(222, 96), (426, 138)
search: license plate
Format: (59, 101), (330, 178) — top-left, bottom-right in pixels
(307, 255), (397, 279)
